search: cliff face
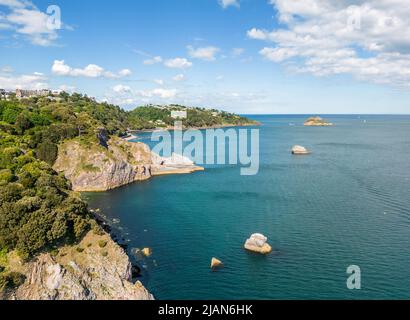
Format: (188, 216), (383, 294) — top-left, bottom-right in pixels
(54, 137), (204, 192)
(53, 137), (153, 192)
(9, 232), (153, 300)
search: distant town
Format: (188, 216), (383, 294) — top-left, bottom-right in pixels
(0, 88), (65, 100)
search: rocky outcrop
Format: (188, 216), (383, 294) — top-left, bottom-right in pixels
(53, 137), (153, 192)
(244, 234), (272, 255)
(304, 116), (334, 126)
(210, 258), (223, 270)
(9, 232), (153, 300)
(151, 152), (204, 176)
(53, 137), (204, 192)
(292, 145), (310, 155)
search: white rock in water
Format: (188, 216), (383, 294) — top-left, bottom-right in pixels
(244, 234), (272, 255)
(210, 258), (223, 270)
(292, 145), (310, 155)
(152, 152), (194, 166)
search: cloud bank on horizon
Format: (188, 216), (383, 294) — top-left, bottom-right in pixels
(1, 0), (410, 114)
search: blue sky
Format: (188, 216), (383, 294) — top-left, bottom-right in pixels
(1, 0), (410, 114)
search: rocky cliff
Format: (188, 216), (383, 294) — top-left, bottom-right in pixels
(7, 232), (153, 300)
(54, 137), (153, 192)
(54, 136), (204, 192)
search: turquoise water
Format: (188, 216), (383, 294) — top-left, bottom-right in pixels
(84, 115), (410, 300)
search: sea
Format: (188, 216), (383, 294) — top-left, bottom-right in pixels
(83, 115), (410, 300)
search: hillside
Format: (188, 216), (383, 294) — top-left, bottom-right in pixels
(0, 94), (130, 297)
(128, 104), (258, 130)
(0, 93), (252, 298)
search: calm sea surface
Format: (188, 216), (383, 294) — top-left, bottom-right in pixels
(84, 115), (410, 299)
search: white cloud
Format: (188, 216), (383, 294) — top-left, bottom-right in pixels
(143, 56), (163, 65)
(247, 28), (268, 41)
(52, 60), (71, 75)
(0, 0), (26, 8)
(0, 0), (63, 46)
(219, 0), (239, 9)
(164, 57), (193, 69)
(173, 74), (185, 82)
(138, 88), (177, 99)
(112, 84), (131, 93)
(0, 72), (48, 90)
(52, 60), (132, 79)
(187, 45), (220, 61)
(259, 47), (298, 62)
(106, 85), (178, 106)
(248, 0), (410, 87)
(118, 69), (132, 77)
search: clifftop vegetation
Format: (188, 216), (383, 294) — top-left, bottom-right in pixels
(128, 104), (258, 129)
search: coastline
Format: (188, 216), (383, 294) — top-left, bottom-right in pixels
(125, 122), (261, 138)
(152, 165), (205, 176)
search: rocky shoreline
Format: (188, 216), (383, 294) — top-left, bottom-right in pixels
(3, 229), (154, 300)
(53, 135), (204, 192)
(14, 130), (207, 300)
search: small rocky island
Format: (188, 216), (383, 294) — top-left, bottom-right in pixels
(244, 234), (272, 255)
(292, 145), (310, 155)
(304, 116), (334, 126)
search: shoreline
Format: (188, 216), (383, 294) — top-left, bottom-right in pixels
(76, 165), (205, 193)
(125, 122), (261, 138)
(152, 165), (205, 176)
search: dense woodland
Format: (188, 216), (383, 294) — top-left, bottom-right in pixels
(0, 92), (256, 291)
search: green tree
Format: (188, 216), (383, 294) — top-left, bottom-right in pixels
(36, 140), (58, 165)
(2, 104), (21, 124)
(15, 112), (32, 134)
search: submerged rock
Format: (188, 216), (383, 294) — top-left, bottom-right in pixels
(292, 145), (310, 155)
(131, 248), (145, 261)
(244, 234), (272, 255)
(210, 258), (223, 270)
(131, 265), (142, 278)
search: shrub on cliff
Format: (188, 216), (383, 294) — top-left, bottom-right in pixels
(36, 140), (58, 165)
(0, 272), (26, 292)
(0, 155), (91, 258)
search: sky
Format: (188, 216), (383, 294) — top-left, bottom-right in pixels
(1, 0), (410, 114)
